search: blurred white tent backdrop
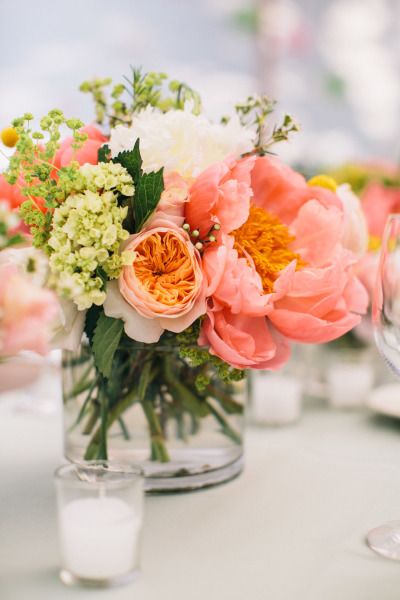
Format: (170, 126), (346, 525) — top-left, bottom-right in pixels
(0, 0), (256, 169)
(256, 0), (400, 167)
(0, 0), (399, 170)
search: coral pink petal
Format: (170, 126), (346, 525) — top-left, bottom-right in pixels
(290, 200), (343, 266)
(251, 155), (341, 225)
(199, 308), (290, 370)
(269, 308), (361, 344)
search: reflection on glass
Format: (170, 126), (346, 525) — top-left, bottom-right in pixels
(367, 214), (400, 559)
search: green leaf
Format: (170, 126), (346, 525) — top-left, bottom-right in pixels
(112, 139), (142, 185)
(84, 305), (102, 346)
(134, 167), (164, 231)
(98, 144), (110, 163)
(92, 312), (124, 379)
(112, 140), (164, 232)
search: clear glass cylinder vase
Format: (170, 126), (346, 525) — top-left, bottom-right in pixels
(62, 341), (246, 493)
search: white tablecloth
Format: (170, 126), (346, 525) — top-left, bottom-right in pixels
(2, 393), (400, 600)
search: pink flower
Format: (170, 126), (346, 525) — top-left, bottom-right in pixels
(185, 156), (255, 237)
(199, 307), (290, 370)
(146, 171), (189, 228)
(362, 182), (400, 239)
(54, 125), (107, 168)
(198, 155), (368, 368)
(251, 155), (343, 224)
(202, 234), (271, 317)
(0, 265), (58, 356)
(104, 224), (206, 342)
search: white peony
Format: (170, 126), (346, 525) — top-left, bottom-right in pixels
(108, 105), (256, 178)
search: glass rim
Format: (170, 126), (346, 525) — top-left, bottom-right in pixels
(54, 460), (144, 489)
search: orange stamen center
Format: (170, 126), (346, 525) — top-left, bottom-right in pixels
(134, 231), (196, 306)
(233, 206), (304, 293)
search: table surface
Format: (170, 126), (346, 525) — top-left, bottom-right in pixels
(2, 385), (400, 600)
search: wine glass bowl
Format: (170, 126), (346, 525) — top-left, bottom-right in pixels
(368, 214), (400, 559)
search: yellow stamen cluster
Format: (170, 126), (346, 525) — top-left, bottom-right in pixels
(233, 206), (304, 293)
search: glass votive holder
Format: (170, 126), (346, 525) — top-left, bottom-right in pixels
(54, 461), (144, 588)
(324, 347), (374, 409)
(248, 347), (304, 426)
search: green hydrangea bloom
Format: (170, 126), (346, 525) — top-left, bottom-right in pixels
(48, 163), (134, 310)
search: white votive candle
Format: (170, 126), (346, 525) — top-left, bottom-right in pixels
(55, 462), (144, 587)
(326, 362), (374, 408)
(251, 373), (302, 425)
(59, 496), (141, 580)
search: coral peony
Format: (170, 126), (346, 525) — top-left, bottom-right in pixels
(199, 155), (368, 368)
(0, 264), (58, 356)
(185, 157), (255, 237)
(199, 308), (290, 370)
(104, 224), (206, 342)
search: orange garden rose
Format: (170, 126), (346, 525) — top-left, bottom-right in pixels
(104, 223), (206, 342)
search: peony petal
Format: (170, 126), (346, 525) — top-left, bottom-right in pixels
(269, 308), (361, 344)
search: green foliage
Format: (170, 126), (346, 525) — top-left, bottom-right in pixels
(79, 67), (202, 129)
(229, 94), (299, 155)
(79, 78), (112, 124)
(19, 200), (50, 250)
(98, 144), (110, 163)
(112, 140), (142, 184)
(135, 168), (164, 231)
(112, 140), (164, 232)
(5, 109), (88, 249)
(84, 305), (102, 346)
(232, 7), (259, 33)
(92, 312), (124, 379)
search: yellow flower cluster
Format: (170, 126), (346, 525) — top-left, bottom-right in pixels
(48, 163), (135, 310)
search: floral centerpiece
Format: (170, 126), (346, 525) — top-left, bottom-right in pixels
(0, 69), (368, 490)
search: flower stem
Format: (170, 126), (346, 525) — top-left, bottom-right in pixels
(205, 400), (242, 445)
(83, 386), (140, 460)
(98, 384), (108, 460)
(142, 400), (170, 463)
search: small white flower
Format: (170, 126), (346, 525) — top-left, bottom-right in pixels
(0, 245), (49, 287)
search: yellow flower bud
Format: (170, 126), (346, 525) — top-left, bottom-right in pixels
(307, 174), (337, 192)
(1, 127), (19, 148)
